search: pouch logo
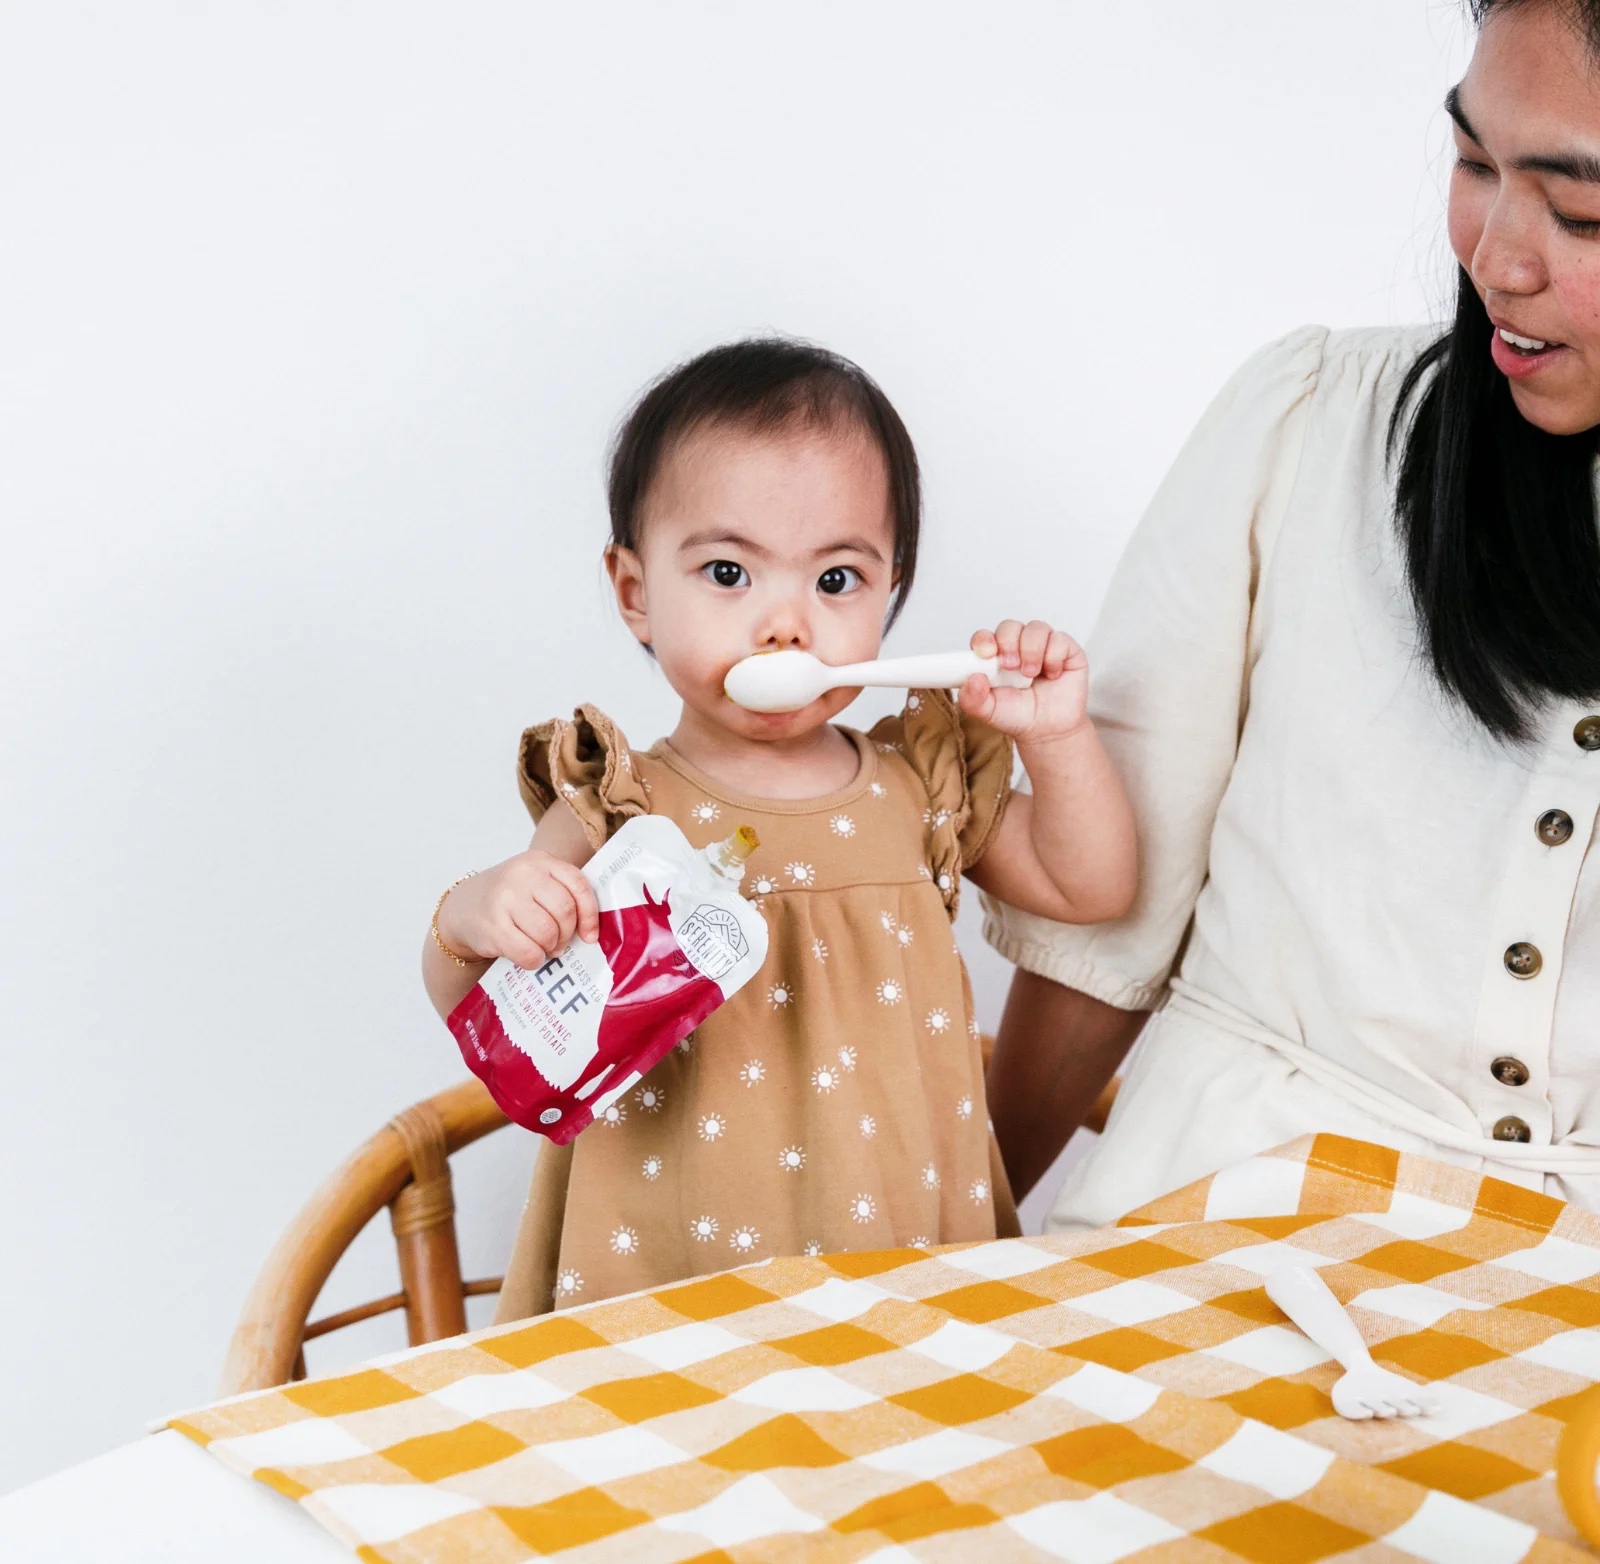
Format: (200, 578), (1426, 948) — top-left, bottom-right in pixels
(677, 903), (749, 980)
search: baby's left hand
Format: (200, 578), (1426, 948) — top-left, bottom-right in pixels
(960, 620), (1089, 745)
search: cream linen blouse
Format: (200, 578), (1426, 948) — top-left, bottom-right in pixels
(984, 324), (1600, 1229)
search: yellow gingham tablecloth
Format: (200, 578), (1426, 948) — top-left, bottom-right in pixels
(170, 1135), (1600, 1561)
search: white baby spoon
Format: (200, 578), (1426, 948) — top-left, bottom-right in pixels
(1266, 1266), (1440, 1420)
(723, 648), (1033, 714)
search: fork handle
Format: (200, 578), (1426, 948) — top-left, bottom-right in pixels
(1266, 1266), (1373, 1371)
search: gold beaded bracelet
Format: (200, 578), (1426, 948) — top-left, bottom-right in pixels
(431, 872), (479, 968)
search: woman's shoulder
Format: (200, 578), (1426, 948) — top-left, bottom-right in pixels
(1236, 322), (1441, 411)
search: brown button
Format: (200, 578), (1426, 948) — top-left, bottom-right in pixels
(1491, 1056), (1530, 1087)
(1576, 717), (1600, 751)
(1504, 942), (1542, 979)
(1493, 1115), (1532, 1143)
(1537, 810), (1575, 846)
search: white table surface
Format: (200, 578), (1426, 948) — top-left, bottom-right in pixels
(0, 1429), (348, 1562)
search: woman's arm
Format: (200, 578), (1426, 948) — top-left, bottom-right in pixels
(987, 970), (1148, 1199)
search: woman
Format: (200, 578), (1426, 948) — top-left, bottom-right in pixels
(986, 0), (1600, 1225)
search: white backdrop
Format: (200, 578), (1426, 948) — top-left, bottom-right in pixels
(0, 1), (1472, 1494)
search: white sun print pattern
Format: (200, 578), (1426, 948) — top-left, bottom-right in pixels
(690, 1215), (719, 1243)
(859, 1114), (876, 1138)
(641, 1155), (663, 1182)
(636, 1084), (665, 1113)
(697, 1113), (726, 1142)
(689, 800), (721, 824)
(968, 1015), (982, 1040)
(869, 781), (888, 799)
(803, 1240), (824, 1258)
(849, 1194), (877, 1224)
(879, 911), (897, 934)
(730, 1226), (760, 1254)
(837, 1045), (857, 1072)
(896, 926), (914, 949)
(811, 1065), (839, 1094)
(922, 1164), (940, 1191)
(767, 982), (793, 1009)
(786, 861), (816, 886)
(970, 1179), (991, 1205)
(956, 1096), (974, 1120)
(610, 1226), (639, 1256)
(905, 692), (922, 712)
(926, 1008), (951, 1034)
(910, 1236), (930, 1249)
(921, 807), (950, 829)
(778, 1145), (806, 1172)
(830, 814), (856, 838)
(811, 937), (829, 963)
(560, 781), (578, 798)
(600, 1103), (625, 1128)
(739, 1060), (765, 1087)
(751, 875), (777, 895)
(555, 1269), (583, 1300)
(876, 979), (904, 1006)
(917, 865), (932, 880)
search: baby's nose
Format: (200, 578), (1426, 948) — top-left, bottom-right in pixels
(756, 596), (811, 650)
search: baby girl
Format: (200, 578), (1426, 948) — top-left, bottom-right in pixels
(422, 338), (1136, 1314)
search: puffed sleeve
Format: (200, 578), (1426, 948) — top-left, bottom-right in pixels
(981, 326), (1328, 1010)
(516, 703), (650, 852)
(871, 688), (1013, 917)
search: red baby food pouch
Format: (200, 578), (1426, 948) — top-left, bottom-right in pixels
(448, 818), (767, 1144)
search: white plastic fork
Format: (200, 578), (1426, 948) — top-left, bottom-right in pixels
(1265, 1266), (1441, 1420)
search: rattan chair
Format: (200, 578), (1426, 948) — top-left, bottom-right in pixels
(219, 1078), (510, 1396)
(220, 1063), (1121, 1396)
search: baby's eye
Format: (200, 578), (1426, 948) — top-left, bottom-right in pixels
(702, 560), (749, 589)
(817, 566), (863, 596)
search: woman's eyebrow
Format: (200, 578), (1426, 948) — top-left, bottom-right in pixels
(1447, 83), (1600, 183)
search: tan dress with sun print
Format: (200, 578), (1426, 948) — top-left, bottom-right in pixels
(493, 688), (1022, 1321)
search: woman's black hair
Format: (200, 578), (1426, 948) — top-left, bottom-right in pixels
(608, 338), (920, 628)
(1388, 0), (1600, 740)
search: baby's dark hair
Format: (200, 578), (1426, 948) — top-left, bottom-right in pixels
(607, 338), (921, 627)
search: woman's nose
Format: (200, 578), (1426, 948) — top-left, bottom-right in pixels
(1472, 200), (1548, 297)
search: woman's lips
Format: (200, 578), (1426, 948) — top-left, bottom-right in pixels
(1490, 324), (1569, 380)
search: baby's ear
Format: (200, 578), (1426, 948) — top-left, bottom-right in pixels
(605, 545), (652, 647)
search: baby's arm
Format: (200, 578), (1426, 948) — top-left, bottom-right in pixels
(961, 620), (1137, 925)
(420, 800), (599, 1021)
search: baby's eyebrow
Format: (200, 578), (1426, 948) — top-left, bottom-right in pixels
(813, 537), (887, 563)
(679, 530), (773, 558)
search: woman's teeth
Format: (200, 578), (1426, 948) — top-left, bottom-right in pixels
(1499, 328), (1554, 354)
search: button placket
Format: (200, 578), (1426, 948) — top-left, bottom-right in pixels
(1467, 709), (1600, 1141)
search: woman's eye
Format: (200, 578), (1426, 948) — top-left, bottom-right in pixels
(1455, 154), (1493, 179)
(817, 565), (863, 596)
(1554, 208), (1600, 238)
(703, 560), (749, 588)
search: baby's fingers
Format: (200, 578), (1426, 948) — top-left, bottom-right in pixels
(507, 901), (562, 968)
(990, 619), (1026, 669)
(969, 627), (998, 660)
(958, 671), (997, 723)
(548, 859), (601, 943)
(1041, 629), (1085, 680)
(1018, 620), (1056, 676)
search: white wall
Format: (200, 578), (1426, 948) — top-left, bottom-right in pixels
(0, 1), (1471, 1493)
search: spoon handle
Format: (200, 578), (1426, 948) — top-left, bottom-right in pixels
(829, 650), (1033, 692)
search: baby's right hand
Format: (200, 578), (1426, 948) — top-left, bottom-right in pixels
(436, 849), (601, 970)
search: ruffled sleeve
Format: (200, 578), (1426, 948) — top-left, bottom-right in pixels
(516, 703), (650, 851)
(870, 688), (1013, 917)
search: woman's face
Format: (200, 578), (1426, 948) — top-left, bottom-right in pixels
(1449, 2), (1600, 434)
